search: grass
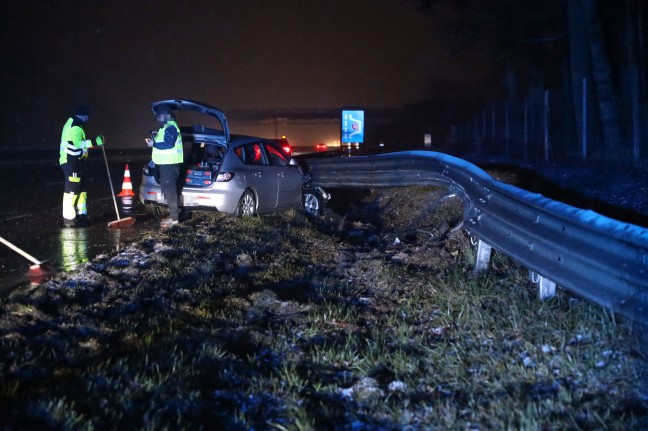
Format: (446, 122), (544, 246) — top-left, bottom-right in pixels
(0, 186), (646, 430)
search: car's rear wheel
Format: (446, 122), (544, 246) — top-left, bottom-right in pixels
(303, 190), (324, 218)
(235, 190), (256, 217)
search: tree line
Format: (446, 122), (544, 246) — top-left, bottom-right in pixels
(412, 0), (647, 166)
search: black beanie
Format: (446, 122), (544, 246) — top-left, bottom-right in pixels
(74, 105), (91, 116)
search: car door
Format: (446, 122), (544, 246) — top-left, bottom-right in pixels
(237, 142), (278, 211)
(263, 141), (303, 209)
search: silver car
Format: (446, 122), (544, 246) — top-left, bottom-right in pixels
(139, 99), (311, 217)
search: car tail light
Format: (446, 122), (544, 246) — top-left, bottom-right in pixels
(282, 144), (292, 155)
(216, 172), (235, 182)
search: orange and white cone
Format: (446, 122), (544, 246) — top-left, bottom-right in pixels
(116, 164), (136, 197)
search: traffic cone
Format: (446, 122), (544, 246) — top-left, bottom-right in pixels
(116, 164), (136, 197)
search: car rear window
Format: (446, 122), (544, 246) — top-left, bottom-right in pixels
(235, 143), (266, 166)
(265, 142), (289, 167)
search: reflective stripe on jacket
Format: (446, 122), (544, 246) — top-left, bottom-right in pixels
(59, 116), (92, 165)
(152, 120), (183, 165)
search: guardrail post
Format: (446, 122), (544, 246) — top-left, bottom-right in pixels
(529, 271), (557, 299)
(474, 240), (492, 273)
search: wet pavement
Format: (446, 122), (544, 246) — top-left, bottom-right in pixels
(0, 150), (158, 293)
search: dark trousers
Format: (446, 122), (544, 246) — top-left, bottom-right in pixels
(60, 158), (87, 219)
(158, 163), (180, 220)
(61, 159), (86, 195)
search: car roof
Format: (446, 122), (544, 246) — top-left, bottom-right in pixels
(151, 99), (230, 142)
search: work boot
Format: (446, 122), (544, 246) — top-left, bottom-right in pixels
(77, 214), (92, 226)
(160, 217), (179, 228)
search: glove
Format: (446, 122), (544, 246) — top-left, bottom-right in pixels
(95, 135), (105, 146)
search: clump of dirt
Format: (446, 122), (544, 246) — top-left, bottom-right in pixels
(0, 186), (646, 430)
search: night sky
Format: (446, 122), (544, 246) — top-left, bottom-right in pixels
(1, 0), (499, 149)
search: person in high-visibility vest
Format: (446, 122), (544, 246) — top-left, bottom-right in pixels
(146, 109), (183, 227)
(59, 105), (104, 227)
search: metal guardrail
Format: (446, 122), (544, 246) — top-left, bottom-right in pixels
(302, 151), (648, 326)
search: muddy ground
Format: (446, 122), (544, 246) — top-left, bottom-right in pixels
(0, 183), (647, 430)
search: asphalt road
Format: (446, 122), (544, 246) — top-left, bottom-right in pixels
(0, 152), (155, 292)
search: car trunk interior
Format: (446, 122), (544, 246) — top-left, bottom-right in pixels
(184, 141), (224, 188)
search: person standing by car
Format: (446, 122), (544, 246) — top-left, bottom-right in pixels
(59, 105), (104, 227)
(146, 109), (183, 228)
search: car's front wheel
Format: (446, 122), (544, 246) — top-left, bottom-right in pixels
(235, 190), (256, 217)
(303, 189), (324, 218)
